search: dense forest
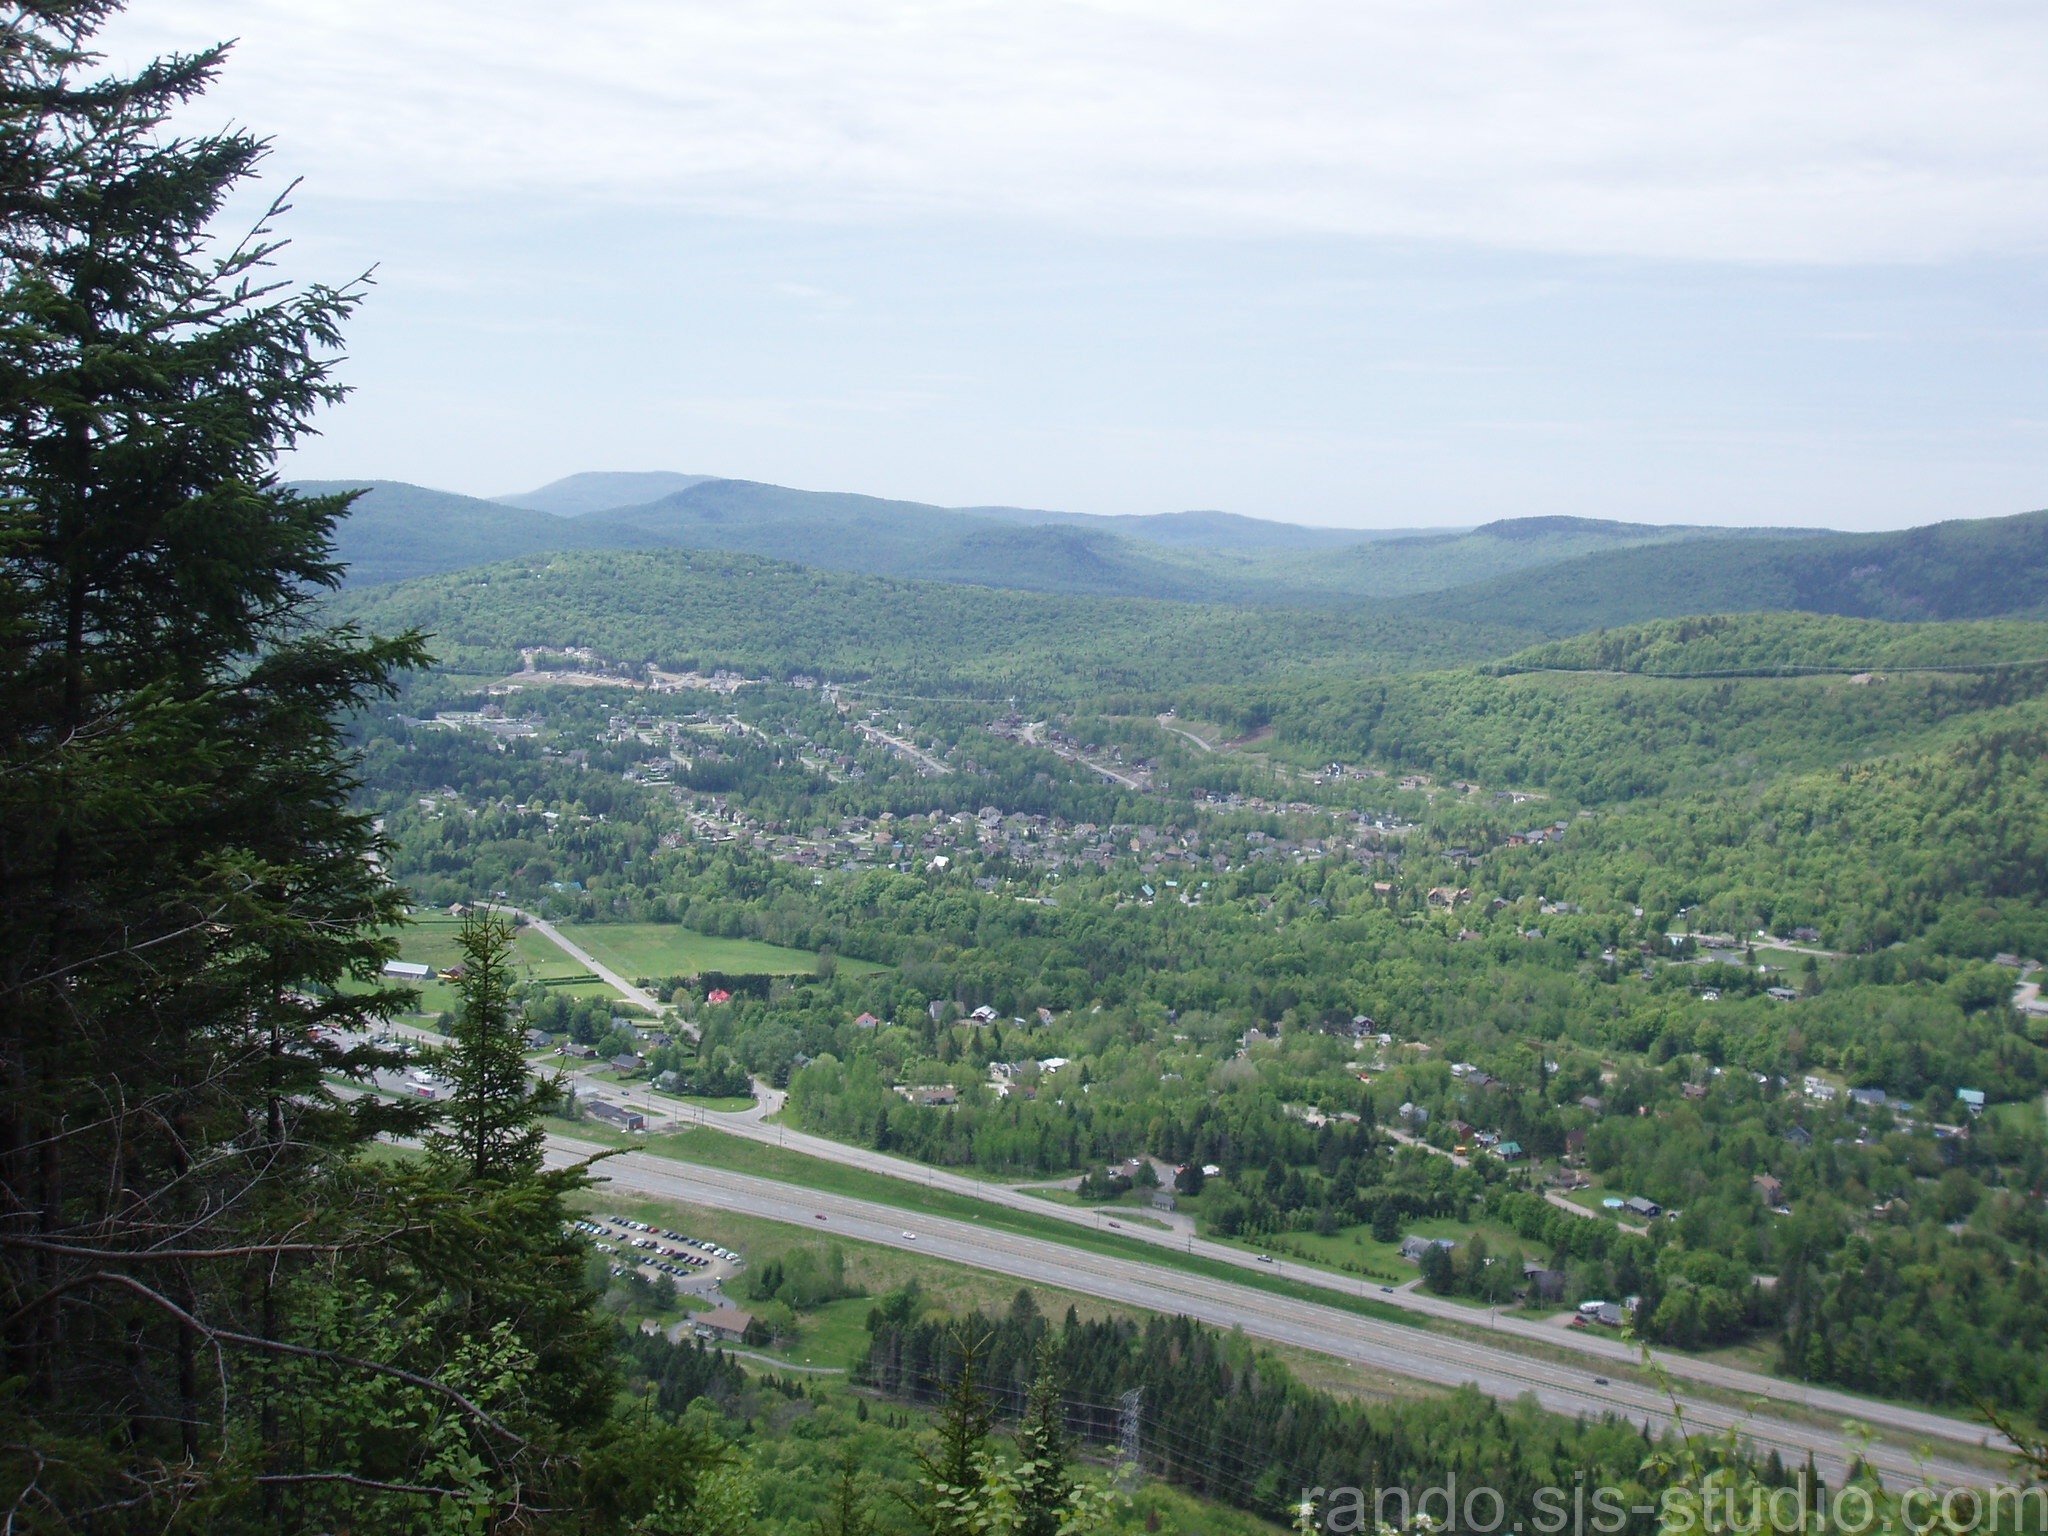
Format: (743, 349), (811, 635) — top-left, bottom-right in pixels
(351, 611), (2048, 1433)
(11, 2), (2048, 1529)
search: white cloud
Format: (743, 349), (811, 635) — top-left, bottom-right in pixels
(105, 0), (2048, 263)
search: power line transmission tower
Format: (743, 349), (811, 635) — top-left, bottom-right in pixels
(1117, 1387), (1143, 1489)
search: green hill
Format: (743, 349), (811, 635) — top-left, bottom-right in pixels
(309, 480), (680, 587)
(1179, 613), (2048, 805)
(331, 546), (1538, 696)
(1490, 611), (2048, 676)
(319, 472), (1845, 607)
(500, 476), (1818, 603)
(1413, 508), (2048, 633)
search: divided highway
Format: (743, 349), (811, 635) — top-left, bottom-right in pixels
(552, 1132), (2000, 1488)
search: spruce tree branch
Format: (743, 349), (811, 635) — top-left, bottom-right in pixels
(3, 1270), (540, 1449)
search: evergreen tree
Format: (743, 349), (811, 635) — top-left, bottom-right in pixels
(429, 910), (560, 1181)
(0, 0), (435, 1518)
(909, 1326), (996, 1536)
(1012, 1335), (1074, 1536)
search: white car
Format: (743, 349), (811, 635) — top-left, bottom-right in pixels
(901, 1231), (917, 1241)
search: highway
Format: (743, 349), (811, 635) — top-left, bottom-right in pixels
(549, 1132), (1996, 1487)
(461, 919), (2013, 1479)
(562, 1084), (2003, 1469)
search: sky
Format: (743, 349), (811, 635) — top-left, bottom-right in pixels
(104, 1), (2048, 530)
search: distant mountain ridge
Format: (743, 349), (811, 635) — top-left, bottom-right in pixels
(313, 474), (1806, 600)
(1411, 508), (2048, 633)
(306, 480), (682, 589)
(493, 471), (718, 515)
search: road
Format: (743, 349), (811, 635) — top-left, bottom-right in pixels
(435, 925), (2013, 1475)
(548, 1133), (1994, 1485)
(853, 722), (951, 777)
(1155, 715), (1216, 753)
(603, 1103), (2005, 1470)
(482, 905), (669, 1018)
(1018, 720), (1147, 790)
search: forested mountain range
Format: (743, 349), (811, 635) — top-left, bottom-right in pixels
(1421, 508), (2048, 634)
(314, 472), (1824, 600)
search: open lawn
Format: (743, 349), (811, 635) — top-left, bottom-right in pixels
(554, 922), (889, 982)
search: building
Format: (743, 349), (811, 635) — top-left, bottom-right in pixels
(694, 1311), (756, 1344)
(382, 960), (432, 980)
(584, 1100), (645, 1131)
(1522, 1264), (1567, 1303)
(1622, 1196), (1662, 1219)
(1149, 1191), (1177, 1212)
(609, 1053), (642, 1074)
(1753, 1174), (1784, 1204)
(1399, 1235), (1455, 1261)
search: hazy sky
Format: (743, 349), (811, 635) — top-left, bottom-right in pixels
(107, 1), (2048, 529)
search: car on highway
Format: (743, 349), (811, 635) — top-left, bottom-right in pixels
(901, 1231), (916, 1241)
(1255, 1254), (1272, 1263)
(1380, 1286), (1394, 1293)
(814, 1213), (826, 1221)
(1593, 1377), (1610, 1386)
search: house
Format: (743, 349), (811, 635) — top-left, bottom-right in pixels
(1577, 1095), (1605, 1114)
(1445, 1119), (1476, 1141)
(1783, 1125), (1813, 1147)
(1847, 1087), (1886, 1108)
(705, 988), (733, 1005)
(1622, 1196), (1662, 1219)
(585, 1100), (645, 1132)
(1399, 1235), (1456, 1261)
(1490, 1140), (1525, 1161)
(898, 1085), (959, 1107)
(524, 1029), (554, 1049)
(1753, 1174), (1784, 1204)
(694, 1311), (756, 1344)
(382, 960), (432, 981)
(1766, 986), (1799, 1001)
(1681, 1083), (1707, 1100)
(1425, 887), (1472, 909)
(1037, 1007), (1056, 1026)
(1957, 1089), (1986, 1114)
(559, 1042), (598, 1060)
(1564, 1128), (1587, 1157)
(969, 1005), (998, 1024)
(609, 1053), (642, 1074)
(1522, 1264), (1567, 1303)
(854, 1012), (881, 1029)
(1150, 1192), (1178, 1212)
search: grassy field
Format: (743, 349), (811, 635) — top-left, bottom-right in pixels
(551, 1118), (1426, 1328)
(554, 922), (888, 982)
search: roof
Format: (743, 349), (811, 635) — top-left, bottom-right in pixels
(382, 960), (432, 979)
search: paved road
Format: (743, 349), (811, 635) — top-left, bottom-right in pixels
(483, 905), (669, 1018)
(548, 1133), (1994, 1486)
(653, 1102), (2008, 1466)
(853, 722), (950, 777)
